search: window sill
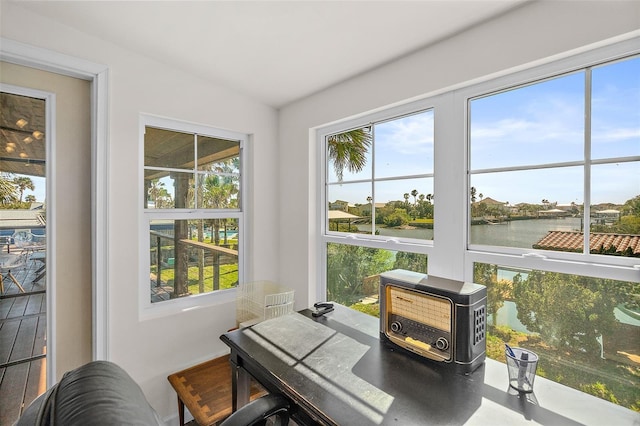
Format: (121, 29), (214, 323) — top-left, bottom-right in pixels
(139, 287), (237, 321)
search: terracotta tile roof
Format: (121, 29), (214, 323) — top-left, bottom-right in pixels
(533, 231), (640, 257)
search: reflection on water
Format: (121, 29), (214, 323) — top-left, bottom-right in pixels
(357, 218), (582, 248)
(470, 217), (582, 248)
(355, 224), (434, 240)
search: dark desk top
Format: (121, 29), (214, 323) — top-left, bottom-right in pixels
(221, 304), (639, 425)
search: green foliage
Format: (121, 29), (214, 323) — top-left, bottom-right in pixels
(393, 251), (427, 273)
(0, 173), (19, 205)
(580, 382), (619, 404)
(490, 325), (518, 342)
(335, 222), (359, 233)
(0, 201), (34, 209)
(481, 266), (640, 411)
(13, 176), (34, 202)
(486, 333), (507, 360)
(327, 243), (394, 305)
(513, 271), (625, 356)
(384, 208), (411, 227)
(473, 263), (512, 326)
(622, 195), (640, 216)
(614, 215), (640, 234)
(349, 302), (380, 318)
(327, 128), (372, 181)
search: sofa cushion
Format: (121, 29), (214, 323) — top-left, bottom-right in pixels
(16, 361), (164, 426)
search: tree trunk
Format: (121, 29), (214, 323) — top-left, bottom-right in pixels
(198, 220), (204, 294)
(173, 173), (190, 298)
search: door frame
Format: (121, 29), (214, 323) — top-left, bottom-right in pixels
(0, 38), (109, 385)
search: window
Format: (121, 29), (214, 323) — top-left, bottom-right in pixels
(141, 115), (245, 311)
(474, 262), (639, 409)
(317, 36), (639, 410)
(469, 56), (639, 261)
(466, 50), (639, 410)
(326, 110), (434, 241)
(326, 242), (427, 312)
(321, 106), (433, 314)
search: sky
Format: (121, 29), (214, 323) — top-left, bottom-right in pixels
(329, 55), (639, 207)
(11, 57), (640, 209)
(18, 175), (45, 204)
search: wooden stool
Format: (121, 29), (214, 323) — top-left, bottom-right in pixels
(168, 354), (266, 426)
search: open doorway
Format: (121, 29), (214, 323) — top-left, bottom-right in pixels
(0, 89), (48, 425)
(0, 62), (92, 425)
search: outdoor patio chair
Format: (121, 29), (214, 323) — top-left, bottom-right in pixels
(12, 230), (45, 253)
(12, 230), (33, 249)
(0, 251), (28, 294)
(12, 230), (46, 268)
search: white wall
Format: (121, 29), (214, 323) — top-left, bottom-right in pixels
(1, 2), (279, 422)
(278, 1), (640, 307)
(2, 0), (638, 422)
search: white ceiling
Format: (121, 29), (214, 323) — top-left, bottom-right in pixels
(15, 0), (528, 108)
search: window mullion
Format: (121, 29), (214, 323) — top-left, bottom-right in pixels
(583, 67), (592, 257)
(370, 123), (376, 237)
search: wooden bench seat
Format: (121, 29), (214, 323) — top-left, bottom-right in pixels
(168, 354), (266, 426)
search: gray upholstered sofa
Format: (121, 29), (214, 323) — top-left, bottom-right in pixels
(15, 361), (165, 426)
(15, 360), (289, 426)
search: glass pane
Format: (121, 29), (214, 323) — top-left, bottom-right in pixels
(374, 109), (434, 178)
(470, 72), (585, 169)
(144, 127), (194, 169)
(591, 56), (640, 159)
(327, 126), (372, 183)
(149, 218), (239, 303)
(470, 167), (583, 249)
(0, 91), (47, 293)
(327, 182), (370, 234)
(474, 263), (639, 411)
(327, 242), (427, 315)
(197, 173), (240, 209)
(374, 178), (434, 240)
(144, 171), (194, 209)
(197, 136), (240, 172)
(590, 162), (640, 257)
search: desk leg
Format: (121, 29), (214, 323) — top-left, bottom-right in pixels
(229, 352), (250, 412)
(177, 396), (184, 426)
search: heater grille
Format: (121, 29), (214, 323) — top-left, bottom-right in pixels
(473, 305), (486, 345)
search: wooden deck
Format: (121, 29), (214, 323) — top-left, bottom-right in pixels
(0, 255), (47, 426)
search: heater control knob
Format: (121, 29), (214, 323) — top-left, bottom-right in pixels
(390, 321), (403, 333)
(435, 337), (449, 351)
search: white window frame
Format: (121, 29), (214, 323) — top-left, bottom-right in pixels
(461, 38), (640, 284)
(317, 98), (437, 301)
(138, 114), (247, 319)
(316, 36), (640, 302)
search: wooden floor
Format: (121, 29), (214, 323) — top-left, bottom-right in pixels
(0, 255), (47, 426)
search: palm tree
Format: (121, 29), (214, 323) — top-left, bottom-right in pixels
(201, 160), (239, 291)
(148, 179), (168, 207)
(542, 199), (549, 210)
(411, 189), (418, 205)
(327, 128), (372, 181)
(0, 174), (19, 205)
(13, 176), (34, 203)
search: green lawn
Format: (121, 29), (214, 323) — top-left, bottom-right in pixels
(151, 263), (238, 295)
